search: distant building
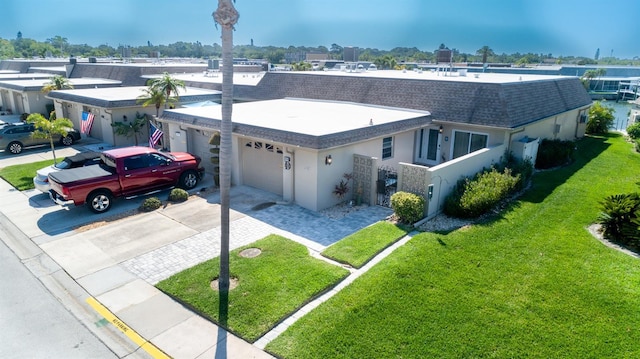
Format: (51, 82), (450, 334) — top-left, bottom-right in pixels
(306, 52), (328, 61)
(344, 47), (359, 62)
(284, 52), (306, 64)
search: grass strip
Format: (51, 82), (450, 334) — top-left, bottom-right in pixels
(0, 159), (53, 190)
(321, 221), (408, 268)
(156, 234), (349, 342)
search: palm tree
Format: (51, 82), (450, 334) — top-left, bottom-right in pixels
(27, 111), (73, 164)
(111, 112), (147, 146)
(213, 0), (239, 299)
(137, 86), (174, 117)
(476, 46), (494, 65)
(149, 72), (186, 107)
(41, 75), (73, 94)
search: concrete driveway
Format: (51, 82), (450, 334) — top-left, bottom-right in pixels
(0, 142), (393, 359)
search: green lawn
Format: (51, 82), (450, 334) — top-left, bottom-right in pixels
(156, 234), (349, 342)
(321, 221), (408, 268)
(0, 159), (54, 190)
(266, 134), (640, 358)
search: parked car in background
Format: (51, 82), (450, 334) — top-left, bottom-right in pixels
(0, 122), (81, 154)
(33, 151), (101, 193)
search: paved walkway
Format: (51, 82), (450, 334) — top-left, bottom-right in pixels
(1, 143), (417, 358)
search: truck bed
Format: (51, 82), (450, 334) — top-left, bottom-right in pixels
(48, 164), (115, 184)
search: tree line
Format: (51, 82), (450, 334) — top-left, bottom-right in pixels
(1, 34), (638, 67)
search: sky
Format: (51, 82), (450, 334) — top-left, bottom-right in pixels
(2, 0), (639, 59)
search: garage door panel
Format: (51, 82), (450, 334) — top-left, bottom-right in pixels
(242, 140), (283, 195)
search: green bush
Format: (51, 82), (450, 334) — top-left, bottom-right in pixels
(390, 191), (425, 224)
(168, 188), (189, 202)
(597, 193), (640, 246)
(627, 122), (640, 140)
(586, 101), (615, 134)
(535, 139), (575, 169)
(635, 139), (640, 153)
(139, 197), (162, 212)
(444, 167), (520, 218)
(500, 152), (534, 190)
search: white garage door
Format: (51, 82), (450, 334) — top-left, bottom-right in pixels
(242, 140), (283, 195)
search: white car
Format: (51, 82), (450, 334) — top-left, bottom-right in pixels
(33, 151), (101, 193)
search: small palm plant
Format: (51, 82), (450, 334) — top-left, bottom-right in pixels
(27, 111), (74, 164)
(111, 112), (147, 146)
(597, 192), (640, 244)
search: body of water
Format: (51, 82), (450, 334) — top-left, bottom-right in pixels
(599, 100), (635, 131)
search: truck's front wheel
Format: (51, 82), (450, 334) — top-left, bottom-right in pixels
(179, 170), (199, 190)
(88, 190), (112, 213)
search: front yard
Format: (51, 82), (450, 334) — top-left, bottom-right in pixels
(266, 134), (640, 358)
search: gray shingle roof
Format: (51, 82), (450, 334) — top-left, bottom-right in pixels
(183, 72), (592, 129)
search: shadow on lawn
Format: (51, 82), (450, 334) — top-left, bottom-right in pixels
(520, 134), (612, 204)
(431, 134), (614, 235)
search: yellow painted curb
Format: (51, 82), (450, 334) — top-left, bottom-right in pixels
(86, 297), (171, 359)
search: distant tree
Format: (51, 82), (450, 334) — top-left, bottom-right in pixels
(46, 35), (68, 55)
(149, 72), (186, 106)
(111, 112), (147, 146)
(586, 101), (615, 134)
(137, 86), (174, 117)
(27, 112), (73, 164)
(374, 55), (397, 70)
(41, 75), (73, 94)
(476, 46), (495, 64)
(291, 61), (312, 71)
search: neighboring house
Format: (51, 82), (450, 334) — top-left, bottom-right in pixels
(46, 86), (221, 147)
(158, 70), (592, 215)
(0, 77), (121, 118)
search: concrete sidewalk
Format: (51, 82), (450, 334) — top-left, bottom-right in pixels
(0, 146), (395, 358)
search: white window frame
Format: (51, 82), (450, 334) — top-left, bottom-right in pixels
(382, 136), (394, 159)
(451, 130), (489, 159)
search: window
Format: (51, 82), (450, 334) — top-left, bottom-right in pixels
(382, 137), (393, 159)
(123, 155), (147, 170)
(452, 131), (488, 159)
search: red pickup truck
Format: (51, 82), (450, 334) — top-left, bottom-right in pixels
(49, 146), (205, 213)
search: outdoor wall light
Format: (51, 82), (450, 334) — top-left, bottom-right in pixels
(325, 155), (332, 165)
(439, 125), (444, 134)
(123, 115), (128, 121)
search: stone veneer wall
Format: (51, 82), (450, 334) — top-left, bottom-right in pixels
(352, 154), (376, 205)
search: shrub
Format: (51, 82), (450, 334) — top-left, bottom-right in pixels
(139, 197), (162, 212)
(535, 139), (575, 169)
(597, 193), (640, 246)
(500, 152), (534, 191)
(586, 101), (615, 134)
(627, 122), (640, 140)
(390, 191), (425, 224)
(168, 188), (189, 202)
(332, 173), (353, 200)
(444, 167), (520, 218)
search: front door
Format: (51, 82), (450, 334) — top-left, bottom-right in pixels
(415, 128), (441, 166)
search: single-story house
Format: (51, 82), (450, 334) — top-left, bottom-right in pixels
(46, 86), (221, 147)
(160, 98), (430, 211)
(0, 77), (122, 117)
(157, 70), (592, 215)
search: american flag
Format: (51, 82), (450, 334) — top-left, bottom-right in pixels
(149, 122), (164, 148)
(81, 112), (95, 134)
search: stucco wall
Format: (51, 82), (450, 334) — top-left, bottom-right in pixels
(399, 144), (507, 220)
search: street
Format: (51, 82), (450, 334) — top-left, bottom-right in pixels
(0, 238), (117, 358)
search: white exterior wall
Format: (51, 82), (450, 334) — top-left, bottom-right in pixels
(512, 108), (585, 142)
(422, 144), (506, 218)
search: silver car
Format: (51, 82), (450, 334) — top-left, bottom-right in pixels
(0, 122), (81, 154)
(33, 151), (101, 193)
